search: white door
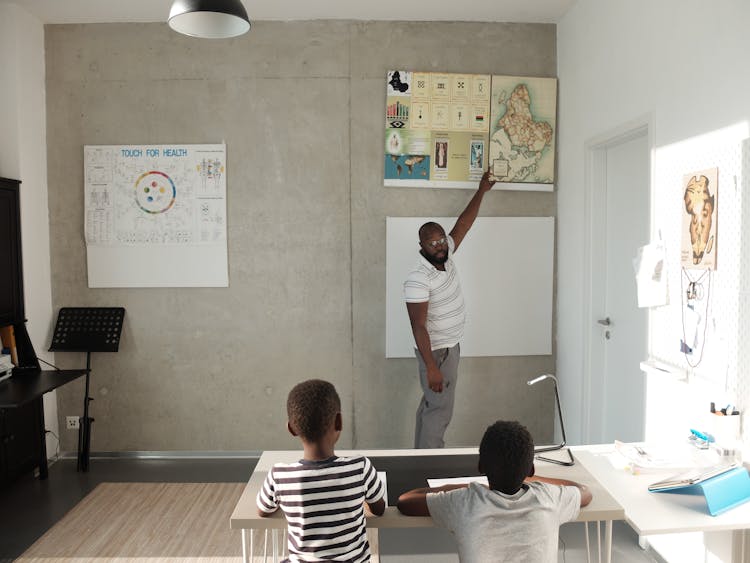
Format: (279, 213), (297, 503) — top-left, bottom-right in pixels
(586, 127), (650, 444)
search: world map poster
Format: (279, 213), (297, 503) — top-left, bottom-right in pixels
(384, 71), (556, 191)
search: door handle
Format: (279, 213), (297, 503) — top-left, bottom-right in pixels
(597, 317), (611, 326)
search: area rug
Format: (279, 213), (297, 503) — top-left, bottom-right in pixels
(18, 482), (245, 562)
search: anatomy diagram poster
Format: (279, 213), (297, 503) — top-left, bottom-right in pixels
(384, 70), (556, 191)
(681, 167), (718, 270)
(84, 144), (228, 287)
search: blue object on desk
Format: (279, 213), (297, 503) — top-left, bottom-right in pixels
(699, 468), (750, 516)
(653, 467), (750, 516)
(690, 429), (715, 443)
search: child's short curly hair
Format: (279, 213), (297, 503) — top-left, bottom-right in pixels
(479, 420), (534, 493)
(287, 379), (341, 442)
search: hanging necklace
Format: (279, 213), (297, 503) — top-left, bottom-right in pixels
(680, 267), (711, 368)
(683, 268), (708, 301)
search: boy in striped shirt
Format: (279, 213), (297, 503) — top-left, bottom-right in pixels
(256, 379), (386, 562)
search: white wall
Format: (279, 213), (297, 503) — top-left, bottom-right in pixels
(557, 0), (750, 445)
(0, 3), (59, 457)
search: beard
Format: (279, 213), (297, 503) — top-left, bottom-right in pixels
(420, 248), (448, 267)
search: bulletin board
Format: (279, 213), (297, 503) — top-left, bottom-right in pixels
(648, 136), (749, 404)
(84, 144), (228, 288)
(386, 216), (554, 358)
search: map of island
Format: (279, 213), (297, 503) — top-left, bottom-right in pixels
(489, 76), (557, 184)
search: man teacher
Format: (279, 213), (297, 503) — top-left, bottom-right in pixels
(404, 171), (496, 448)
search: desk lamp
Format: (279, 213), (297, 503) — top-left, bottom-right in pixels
(527, 374), (575, 466)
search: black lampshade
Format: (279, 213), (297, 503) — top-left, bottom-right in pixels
(168, 0), (251, 39)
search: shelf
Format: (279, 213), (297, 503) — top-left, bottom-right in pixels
(640, 359), (688, 382)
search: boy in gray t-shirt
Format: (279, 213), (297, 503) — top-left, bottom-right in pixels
(397, 420), (592, 563)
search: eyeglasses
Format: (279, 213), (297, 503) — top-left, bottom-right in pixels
(424, 237), (448, 248)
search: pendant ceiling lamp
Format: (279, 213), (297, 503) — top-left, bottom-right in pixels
(168, 0), (251, 39)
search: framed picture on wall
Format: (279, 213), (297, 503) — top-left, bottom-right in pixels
(383, 70), (556, 191)
(681, 167), (718, 270)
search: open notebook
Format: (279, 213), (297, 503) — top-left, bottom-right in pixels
(648, 463), (739, 492)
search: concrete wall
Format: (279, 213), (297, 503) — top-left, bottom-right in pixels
(0, 3), (59, 455)
(557, 0), (750, 445)
(45, 21), (557, 452)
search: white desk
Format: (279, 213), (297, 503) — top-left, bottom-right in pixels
(230, 448), (624, 563)
(574, 446), (750, 562)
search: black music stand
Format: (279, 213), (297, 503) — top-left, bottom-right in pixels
(49, 307), (125, 471)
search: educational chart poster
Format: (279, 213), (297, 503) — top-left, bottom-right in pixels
(681, 167), (718, 270)
(384, 71), (556, 191)
(84, 144), (228, 287)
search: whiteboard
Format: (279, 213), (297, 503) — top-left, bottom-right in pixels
(386, 216), (554, 358)
(84, 144), (228, 288)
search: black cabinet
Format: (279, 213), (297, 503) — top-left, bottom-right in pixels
(0, 177), (25, 327)
(0, 400), (42, 486)
(0, 177), (87, 486)
(0, 176), (41, 486)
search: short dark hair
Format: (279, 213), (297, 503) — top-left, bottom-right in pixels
(287, 379), (341, 442)
(418, 221), (445, 242)
(479, 420), (534, 493)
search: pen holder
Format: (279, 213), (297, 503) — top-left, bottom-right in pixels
(708, 413), (742, 459)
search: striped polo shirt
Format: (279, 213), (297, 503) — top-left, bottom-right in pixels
(403, 235), (466, 350)
(256, 455), (385, 563)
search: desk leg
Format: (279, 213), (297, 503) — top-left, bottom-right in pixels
(367, 528), (380, 563)
(587, 521), (612, 563)
(273, 529), (278, 562)
(731, 529), (750, 562)
(604, 520), (612, 563)
(583, 522), (591, 563)
(241, 529), (249, 563)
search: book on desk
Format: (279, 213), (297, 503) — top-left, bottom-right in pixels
(649, 463), (750, 516)
(648, 463), (738, 492)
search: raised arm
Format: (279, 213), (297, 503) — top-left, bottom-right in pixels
(526, 475), (593, 507)
(449, 171), (495, 250)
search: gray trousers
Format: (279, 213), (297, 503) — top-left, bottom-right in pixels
(414, 343), (460, 448)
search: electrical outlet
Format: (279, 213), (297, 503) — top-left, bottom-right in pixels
(66, 416), (80, 430)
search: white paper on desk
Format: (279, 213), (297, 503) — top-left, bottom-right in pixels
(378, 471), (388, 506)
(427, 476), (488, 488)
(612, 441), (721, 474)
(633, 242), (668, 308)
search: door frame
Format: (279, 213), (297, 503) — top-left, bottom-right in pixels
(581, 115), (654, 444)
